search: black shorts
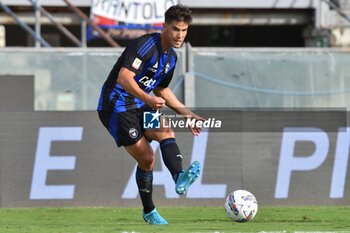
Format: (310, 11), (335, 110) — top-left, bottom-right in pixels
(98, 106), (151, 147)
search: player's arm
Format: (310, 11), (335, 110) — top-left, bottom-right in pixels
(153, 86), (205, 136)
(117, 67), (165, 109)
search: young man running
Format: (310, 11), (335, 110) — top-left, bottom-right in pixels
(97, 4), (203, 225)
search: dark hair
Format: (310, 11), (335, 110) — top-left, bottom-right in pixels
(164, 4), (192, 24)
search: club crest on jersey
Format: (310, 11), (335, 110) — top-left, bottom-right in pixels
(132, 58), (142, 70)
(165, 63), (170, 73)
(129, 128), (138, 139)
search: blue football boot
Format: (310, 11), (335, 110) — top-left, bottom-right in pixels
(143, 208), (168, 225)
(175, 161), (201, 195)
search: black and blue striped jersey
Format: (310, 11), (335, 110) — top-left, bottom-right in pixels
(97, 33), (177, 112)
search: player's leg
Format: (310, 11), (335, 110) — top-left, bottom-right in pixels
(98, 110), (167, 224)
(125, 137), (155, 214)
(144, 115), (201, 195)
(124, 138), (168, 225)
(144, 122), (182, 181)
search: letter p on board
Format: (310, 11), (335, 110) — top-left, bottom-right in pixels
(275, 127), (329, 198)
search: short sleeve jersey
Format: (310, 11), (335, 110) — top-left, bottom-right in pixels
(97, 33), (177, 112)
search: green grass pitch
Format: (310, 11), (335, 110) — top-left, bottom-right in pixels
(1, 206), (350, 233)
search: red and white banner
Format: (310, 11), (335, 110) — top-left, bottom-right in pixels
(88, 0), (178, 40)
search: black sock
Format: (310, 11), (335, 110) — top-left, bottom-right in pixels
(136, 166), (155, 214)
(160, 138), (183, 182)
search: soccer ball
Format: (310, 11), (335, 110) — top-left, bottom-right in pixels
(224, 189), (258, 222)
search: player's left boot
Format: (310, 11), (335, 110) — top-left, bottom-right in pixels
(143, 208), (168, 225)
(175, 161), (201, 195)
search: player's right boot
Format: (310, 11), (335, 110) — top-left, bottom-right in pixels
(143, 208), (168, 225)
(175, 161), (201, 195)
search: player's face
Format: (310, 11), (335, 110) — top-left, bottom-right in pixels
(162, 20), (189, 49)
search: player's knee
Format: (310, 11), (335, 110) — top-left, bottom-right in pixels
(141, 157), (154, 171)
(140, 150), (155, 171)
(163, 127), (175, 139)
(144, 126), (175, 142)
(156, 128), (175, 141)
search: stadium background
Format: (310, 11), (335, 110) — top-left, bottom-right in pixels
(0, 0), (350, 208)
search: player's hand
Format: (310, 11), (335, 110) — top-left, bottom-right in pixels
(147, 96), (165, 109)
(187, 114), (206, 136)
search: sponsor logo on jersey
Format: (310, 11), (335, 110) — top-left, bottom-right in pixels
(139, 76), (156, 88)
(148, 62), (158, 73)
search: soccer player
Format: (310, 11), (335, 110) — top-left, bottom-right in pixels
(97, 4), (204, 225)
